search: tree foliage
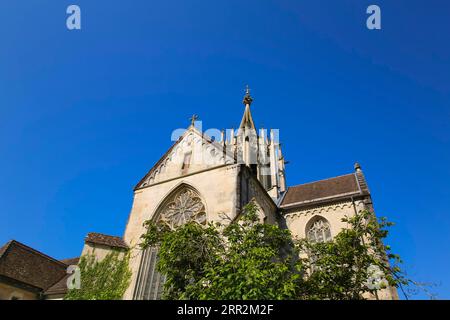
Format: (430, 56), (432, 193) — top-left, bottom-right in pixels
(65, 250), (132, 300)
(140, 201), (420, 300)
(296, 211), (406, 299)
(141, 202), (301, 299)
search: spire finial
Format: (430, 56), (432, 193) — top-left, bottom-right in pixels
(242, 85), (253, 105)
(189, 114), (198, 127)
(354, 162), (362, 171)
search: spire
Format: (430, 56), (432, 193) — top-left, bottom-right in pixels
(242, 85), (253, 105)
(239, 85), (256, 129)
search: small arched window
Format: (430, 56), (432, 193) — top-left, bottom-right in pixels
(306, 217), (332, 243)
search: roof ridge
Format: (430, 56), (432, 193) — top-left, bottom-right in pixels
(85, 232), (128, 249)
(2, 240), (67, 267)
(87, 232), (123, 239)
(60, 256), (79, 260)
(60, 257), (80, 265)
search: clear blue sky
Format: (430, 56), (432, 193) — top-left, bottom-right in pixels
(0, 1), (449, 299)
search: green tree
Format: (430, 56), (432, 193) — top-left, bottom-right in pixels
(140, 201), (422, 300)
(65, 250), (132, 300)
(141, 202), (302, 299)
(296, 211), (408, 299)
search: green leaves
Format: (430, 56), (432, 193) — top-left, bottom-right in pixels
(296, 210), (410, 299)
(64, 251), (131, 300)
(140, 201), (301, 300)
(140, 203), (413, 300)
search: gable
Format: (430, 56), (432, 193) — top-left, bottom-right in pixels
(135, 127), (234, 190)
(0, 240), (67, 291)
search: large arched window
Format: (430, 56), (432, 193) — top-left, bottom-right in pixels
(306, 217), (332, 243)
(133, 184), (206, 300)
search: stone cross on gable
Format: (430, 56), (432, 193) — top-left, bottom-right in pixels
(189, 114), (198, 126)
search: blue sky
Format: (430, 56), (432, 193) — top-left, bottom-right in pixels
(0, 1), (449, 299)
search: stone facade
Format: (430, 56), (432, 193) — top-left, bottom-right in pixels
(0, 282), (38, 300)
(0, 90), (398, 300)
(122, 162), (277, 300)
(284, 200), (366, 240)
(77, 90), (398, 300)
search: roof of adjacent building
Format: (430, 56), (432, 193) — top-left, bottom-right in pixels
(45, 233), (129, 296)
(43, 274), (71, 296)
(280, 167), (370, 208)
(0, 242), (10, 258)
(60, 257), (80, 266)
(44, 257), (80, 296)
(84, 232), (129, 249)
(0, 240), (68, 292)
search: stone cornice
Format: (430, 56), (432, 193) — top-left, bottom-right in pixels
(283, 199), (366, 221)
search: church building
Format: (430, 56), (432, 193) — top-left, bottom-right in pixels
(0, 88), (398, 300)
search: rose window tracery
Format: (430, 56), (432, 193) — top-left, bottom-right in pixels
(158, 188), (206, 229)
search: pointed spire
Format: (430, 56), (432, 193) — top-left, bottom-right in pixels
(239, 85), (256, 129)
(242, 85), (253, 106)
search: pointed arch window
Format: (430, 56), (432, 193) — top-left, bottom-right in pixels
(181, 152), (192, 174)
(306, 217), (332, 243)
(133, 185), (206, 300)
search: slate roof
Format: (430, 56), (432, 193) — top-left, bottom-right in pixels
(0, 241), (10, 258)
(45, 232), (128, 297)
(43, 257), (80, 296)
(85, 232), (128, 249)
(0, 240), (67, 292)
(60, 257), (79, 266)
(280, 168), (370, 209)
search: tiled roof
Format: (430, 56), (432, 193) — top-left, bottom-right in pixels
(60, 257), (79, 266)
(45, 258), (80, 296)
(280, 170), (369, 208)
(44, 274), (71, 296)
(0, 240), (67, 291)
(0, 241), (11, 259)
(85, 233), (128, 249)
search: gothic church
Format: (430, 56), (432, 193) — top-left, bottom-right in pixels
(0, 89), (397, 300)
